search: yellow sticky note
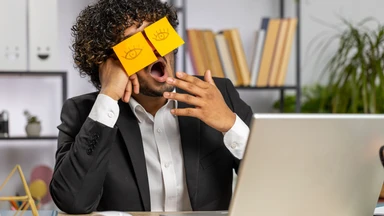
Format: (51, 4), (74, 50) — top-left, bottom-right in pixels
(113, 33), (157, 76)
(145, 17), (185, 56)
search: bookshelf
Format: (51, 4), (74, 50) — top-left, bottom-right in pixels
(172, 0), (301, 113)
(0, 71), (67, 104)
(0, 71), (67, 140)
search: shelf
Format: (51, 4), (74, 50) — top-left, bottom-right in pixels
(0, 71), (67, 104)
(0, 71), (66, 76)
(235, 86), (297, 90)
(0, 136), (58, 140)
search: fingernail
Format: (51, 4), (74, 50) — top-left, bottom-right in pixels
(171, 109), (175, 114)
(176, 72), (184, 78)
(164, 92), (170, 97)
(167, 77), (174, 83)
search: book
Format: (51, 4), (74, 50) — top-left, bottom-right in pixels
(215, 34), (237, 85)
(249, 29), (266, 87)
(274, 18), (298, 86)
(256, 18), (281, 87)
(268, 18), (289, 85)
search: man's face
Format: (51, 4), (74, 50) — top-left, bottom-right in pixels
(123, 21), (175, 97)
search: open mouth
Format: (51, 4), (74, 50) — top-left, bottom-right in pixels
(149, 59), (168, 82)
(38, 54), (49, 60)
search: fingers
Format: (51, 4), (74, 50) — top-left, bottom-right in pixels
(163, 92), (204, 107)
(167, 74), (208, 96)
(123, 73), (140, 102)
(130, 73), (140, 94)
(204, 70), (216, 86)
(175, 71), (211, 89)
(171, 107), (202, 119)
(123, 79), (132, 102)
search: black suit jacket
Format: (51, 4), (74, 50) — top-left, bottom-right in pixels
(49, 77), (253, 214)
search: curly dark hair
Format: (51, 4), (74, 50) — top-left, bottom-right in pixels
(71, 0), (179, 90)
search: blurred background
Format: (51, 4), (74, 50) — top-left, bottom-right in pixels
(0, 0), (384, 211)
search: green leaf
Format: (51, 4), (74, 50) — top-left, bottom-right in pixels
(302, 17), (384, 114)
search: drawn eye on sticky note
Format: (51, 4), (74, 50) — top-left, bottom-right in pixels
(113, 32), (157, 76)
(153, 28), (169, 41)
(144, 16), (184, 56)
(123, 45), (143, 60)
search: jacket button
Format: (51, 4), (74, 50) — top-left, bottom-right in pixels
(86, 148), (93, 155)
(90, 139), (97, 145)
(93, 134), (99, 139)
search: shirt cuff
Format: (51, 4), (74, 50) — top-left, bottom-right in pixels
(223, 114), (250, 159)
(88, 94), (120, 128)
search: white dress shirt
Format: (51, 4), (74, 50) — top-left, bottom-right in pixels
(88, 94), (250, 212)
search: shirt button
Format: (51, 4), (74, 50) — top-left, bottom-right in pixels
(157, 128), (162, 133)
(164, 162), (171, 168)
(230, 142), (238, 149)
(107, 111), (114, 118)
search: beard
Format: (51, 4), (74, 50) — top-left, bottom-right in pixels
(137, 53), (175, 97)
(138, 52), (175, 97)
(138, 79), (175, 97)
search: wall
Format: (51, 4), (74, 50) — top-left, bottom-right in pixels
(0, 0), (95, 137)
(0, 0), (95, 210)
(300, 0), (384, 85)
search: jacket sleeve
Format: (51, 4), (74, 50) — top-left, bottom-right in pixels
(224, 78), (253, 172)
(49, 98), (117, 214)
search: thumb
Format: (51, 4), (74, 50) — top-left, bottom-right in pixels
(204, 70), (216, 86)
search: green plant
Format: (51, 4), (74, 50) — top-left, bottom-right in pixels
(273, 95), (297, 113)
(315, 17), (384, 113)
(273, 84), (333, 113)
(23, 110), (40, 124)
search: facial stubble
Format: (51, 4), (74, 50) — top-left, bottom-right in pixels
(138, 53), (175, 97)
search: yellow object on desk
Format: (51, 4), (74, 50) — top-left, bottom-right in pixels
(29, 179), (47, 200)
(0, 165), (39, 216)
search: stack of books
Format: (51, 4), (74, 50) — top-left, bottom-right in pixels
(187, 17), (298, 87)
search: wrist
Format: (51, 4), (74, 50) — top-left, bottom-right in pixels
(221, 112), (236, 133)
(100, 88), (120, 101)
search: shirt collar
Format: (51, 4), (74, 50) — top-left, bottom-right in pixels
(128, 89), (178, 123)
(128, 97), (146, 123)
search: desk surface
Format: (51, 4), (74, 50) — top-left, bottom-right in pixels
(127, 213), (197, 216)
(59, 212), (203, 216)
(109, 213), (181, 216)
(55, 198), (384, 216)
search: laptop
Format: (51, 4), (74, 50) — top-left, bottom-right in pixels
(162, 114), (384, 216)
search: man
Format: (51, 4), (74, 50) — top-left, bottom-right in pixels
(49, 0), (253, 214)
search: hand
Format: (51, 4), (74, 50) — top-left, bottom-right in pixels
(99, 57), (139, 102)
(163, 70), (236, 133)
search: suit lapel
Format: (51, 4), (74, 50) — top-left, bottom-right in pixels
(116, 101), (150, 211)
(177, 88), (201, 210)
